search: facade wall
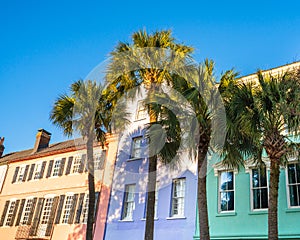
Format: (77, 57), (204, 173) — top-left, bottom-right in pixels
(104, 126), (198, 240)
(0, 139), (117, 240)
(194, 159), (300, 239)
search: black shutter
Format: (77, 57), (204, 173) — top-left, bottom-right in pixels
(22, 165), (30, 182)
(46, 160), (54, 178)
(45, 197), (59, 236)
(65, 157), (73, 175)
(40, 161), (47, 179)
(55, 195), (65, 224)
(75, 193), (85, 224)
(30, 198), (44, 236)
(10, 200), (20, 226)
(27, 164), (35, 181)
(79, 154), (86, 173)
(27, 198), (37, 225)
(0, 200), (10, 226)
(68, 194), (78, 224)
(12, 167), (19, 183)
(15, 199), (26, 226)
(58, 158), (66, 176)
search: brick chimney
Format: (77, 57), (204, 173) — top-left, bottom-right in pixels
(32, 129), (51, 153)
(0, 137), (4, 157)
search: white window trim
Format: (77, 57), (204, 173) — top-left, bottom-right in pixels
(249, 167), (269, 211)
(51, 158), (62, 177)
(33, 161), (43, 180)
(170, 178), (186, 218)
(213, 161), (238, 177)
(135, 100), (147, 121)
(218, 170), (235, 213)
(81, 193), (89, 224)
(285, 161), (300, 209)
(16, 165), (26, 183)
(71, 155), (82, 174)
(130, 137), (143, 160)
(40, 197), (54, 225)
(121, 184), (136, 221)
(21, 197), (35, 225)
(4, 198), (17, 227)
(61, 193), (75, 224)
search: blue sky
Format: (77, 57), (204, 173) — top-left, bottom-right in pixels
(1, 0), (300, 154)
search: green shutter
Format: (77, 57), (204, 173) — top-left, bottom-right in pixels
(30, 198), (44, 236)
(0, 201), (10, 226)
(40, 161), (47, 179)
(79, 154), (86, 173)
(27, 198), (37, 225)
(22, 165), (30, 182)
(46, 160), (54, 178)
(65, 157), (73, 175)
(12, 167), (19, 183)
(45, 197), (59, 236)
(68, 194), (78, 224)
(58, 158), (66, 176)
(75, 193), (85, 224)
(15, 199), (26, 226)
(27, 164), (35, 181)
(54, 195), (65, 224)
(10, 200), (20, 226)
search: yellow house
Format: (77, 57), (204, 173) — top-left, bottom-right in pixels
(0, 129), (118, 240)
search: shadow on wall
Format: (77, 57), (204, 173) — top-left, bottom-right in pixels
(67, 224), (87, 240)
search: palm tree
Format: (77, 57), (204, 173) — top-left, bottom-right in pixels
(171, 60), (226, 240)
(50, 80), (109, 240)
(105, 29), (193, 240)
(219, 68), (300, 239)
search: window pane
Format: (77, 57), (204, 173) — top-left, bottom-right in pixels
(220, 172), (233, 191)
(296, 163), (300, 183)
(288, 164), (296, 184)
(261, 188), (268, 209)
(122, 184), (135, 220)
(252, 169), (259, 188)
(171, 178), (185, 216)
(289, 185), (299, 206)
(253, 189), (260, 209)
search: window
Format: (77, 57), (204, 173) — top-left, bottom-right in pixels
(21, 199), (34, 225)
(82, 194), (89, 223)
(72, 156), (82, 173)
(33, 163), (42, 180)
(94, 151), (106, 170)
(131, 137), (143, 159)
(40, 198), (54, 224)
(251, 168), (268, 210)
(136, 101), (147, 120)
(17, 166), (26, 182)
(5, 201), (16, 226)
(52, 160), (61, 177)
(171, 178), (185, 217)
(62, 195), (74, 224)
(219, 171), (234, 212)
(122, 184), (135, 220)
(287, 163), (300, 207)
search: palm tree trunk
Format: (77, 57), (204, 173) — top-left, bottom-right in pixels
(144, 155), (157, 240)
(144, 84), (158, 240)
(86, 134), (95, 240)
(197, 143), (210, 240)
(268, 157), (280, 240)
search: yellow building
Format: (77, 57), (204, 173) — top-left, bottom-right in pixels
(0, 129), (118, 240)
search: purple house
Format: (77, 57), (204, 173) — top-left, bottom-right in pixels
(104, 99), (197, 240)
